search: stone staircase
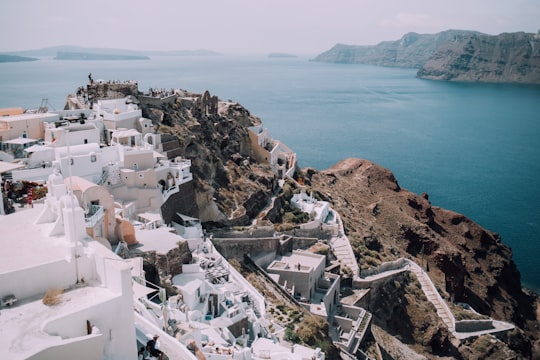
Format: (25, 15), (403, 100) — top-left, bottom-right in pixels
(330, 210), (360, 278)
(407, 261), (455, 331)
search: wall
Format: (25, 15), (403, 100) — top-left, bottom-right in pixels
(124, 150), (154, 171)
(211, 235), (319, 261)
(321, 273), (340, 316)
(212, 237), (281, 260)
(139, 94), (178, 107)
(27, 334), (104, 360)
(248, 129), (271, 164)
(0, 259), (79, 301)
(455, 320), (494, 333)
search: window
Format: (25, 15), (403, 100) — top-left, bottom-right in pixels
(90, 154), (97, 162)
(70, 158), (74, 165)
(132, 163), (138, 170)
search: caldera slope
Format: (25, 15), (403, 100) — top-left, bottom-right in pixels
(302, 158), (539, 358)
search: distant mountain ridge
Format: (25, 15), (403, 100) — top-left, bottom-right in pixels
(1, 45), (222, 57)
(313, 30), (540, 84)
(55, 51), (149, 60)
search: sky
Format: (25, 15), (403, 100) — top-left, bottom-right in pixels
(1, 0), (539, 55)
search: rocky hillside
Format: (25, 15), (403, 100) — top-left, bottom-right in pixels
(140, 90), (277, 226)
(313, 30), (540, 84)
(301, 158), (539, 358)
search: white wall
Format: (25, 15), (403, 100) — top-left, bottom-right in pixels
(27, 334), (104, 360)
(0, 259), (79, 301)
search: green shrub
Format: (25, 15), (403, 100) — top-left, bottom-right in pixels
(284, 327), (300, 343)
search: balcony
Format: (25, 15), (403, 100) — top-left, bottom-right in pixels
(85, 205), (104, 228)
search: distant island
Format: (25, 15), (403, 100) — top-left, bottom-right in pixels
(55, 51), (149, 61)
(3, 45), (222, 58)
(0, 54), (38, 63)
(268, 53), (298, 58)
(313, 30), (540, 84)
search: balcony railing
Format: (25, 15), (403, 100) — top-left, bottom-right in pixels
(85, 205), (104, 227)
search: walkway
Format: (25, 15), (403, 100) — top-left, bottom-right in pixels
(329, 209), (360, 278)
(406, 260), (455, 331)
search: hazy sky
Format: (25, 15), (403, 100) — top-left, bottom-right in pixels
(1, 0), (538, 55)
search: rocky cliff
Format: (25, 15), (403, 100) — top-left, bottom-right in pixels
(313, 30), (477, 68)
(417, 31), (540, 83)
(140, 90), (277, 226)
(301, 158), (539, 358)
(313, 30), (540, 84)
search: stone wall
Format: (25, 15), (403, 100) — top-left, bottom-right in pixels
(455, 320), (494, 333)
(211, 235), (318, 261)
(139, 95), (178, 107)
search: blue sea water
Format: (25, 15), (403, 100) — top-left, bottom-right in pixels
(1, 56), (539, 291)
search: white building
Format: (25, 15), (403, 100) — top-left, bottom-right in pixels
(266, 250), (340, 319)
(0, 171), (137, 359)
(291, 191), (330, 228)
(94, 98), (153, 144)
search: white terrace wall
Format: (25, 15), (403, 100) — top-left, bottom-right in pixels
(27, 334), (103, 360)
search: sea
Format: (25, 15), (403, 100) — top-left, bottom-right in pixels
(1, 55), (539, 292)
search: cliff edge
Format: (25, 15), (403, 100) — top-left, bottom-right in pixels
(301, 158), (539, 358)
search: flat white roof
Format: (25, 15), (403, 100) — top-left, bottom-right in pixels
(0, 161), (25, 174)
(0, 285), (116, 359)
(0, 204), (72, 274)
(134, 226), (185, 255)
(268, 250), (324, 273)
(173, 276), (203, 294)
(4, 137), (39, 145)
(0, 112), (58, 122)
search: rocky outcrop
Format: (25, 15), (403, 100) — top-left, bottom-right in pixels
(301, 158), (539, 358)
(417, 31), (540, 83)
(313, 30), (540, 84)
(139, 91), (277, 226)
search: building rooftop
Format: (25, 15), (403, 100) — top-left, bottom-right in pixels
(133, 226), (185, 255)
(0, 204), (72, 274)
(267, 250), (325, 273)
(0, 284), (115, 359)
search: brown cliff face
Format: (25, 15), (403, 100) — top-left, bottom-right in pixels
(140, 91), (277, 226)
(302, 158), (539, 358)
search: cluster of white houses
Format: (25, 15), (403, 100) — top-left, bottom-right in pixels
(0, 83), (371, 359)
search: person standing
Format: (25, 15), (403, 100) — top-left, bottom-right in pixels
(146, 335), (163, 360)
